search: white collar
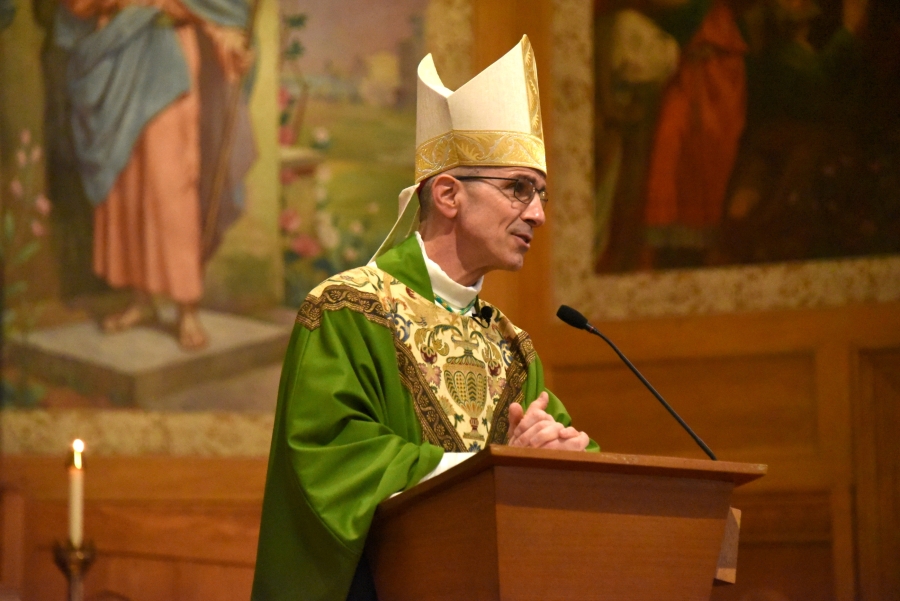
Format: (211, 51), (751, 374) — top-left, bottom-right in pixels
(415, 232), (482, 311)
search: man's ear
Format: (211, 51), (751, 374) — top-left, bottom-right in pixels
(430, 173), (462, 219)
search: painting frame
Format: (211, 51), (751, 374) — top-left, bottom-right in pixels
(549, 0), (900, 321)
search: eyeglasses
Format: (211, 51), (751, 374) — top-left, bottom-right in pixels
(454, 176), (548, 206)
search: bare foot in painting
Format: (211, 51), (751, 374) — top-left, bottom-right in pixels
(178, 306), (208, 351)
(102, 302), (157, 333)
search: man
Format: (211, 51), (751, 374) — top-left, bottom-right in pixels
(252, 36), (597, 601)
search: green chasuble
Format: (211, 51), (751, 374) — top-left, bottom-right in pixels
(251, 235), (598, 601)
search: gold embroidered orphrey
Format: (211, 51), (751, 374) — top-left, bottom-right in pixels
(296, 266), (538, 451)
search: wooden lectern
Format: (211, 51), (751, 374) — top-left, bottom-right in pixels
(368, 445), (766, 601)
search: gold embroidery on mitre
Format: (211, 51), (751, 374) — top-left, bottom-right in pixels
(415, 130), (546, 183)
(522, 38), (544, 138)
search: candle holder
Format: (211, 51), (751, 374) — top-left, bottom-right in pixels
(52, 540), (96, 601)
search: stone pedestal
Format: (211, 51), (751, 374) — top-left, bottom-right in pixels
(10, 311), (292, 407)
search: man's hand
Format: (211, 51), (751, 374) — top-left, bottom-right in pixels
(508, 392), (590, 451)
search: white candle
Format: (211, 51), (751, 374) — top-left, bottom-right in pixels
(68, 439), (84, 548)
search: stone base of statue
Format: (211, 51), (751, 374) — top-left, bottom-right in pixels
(8, 310), (292, 408)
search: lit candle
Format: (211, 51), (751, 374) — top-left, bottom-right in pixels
(68, 439), (84, 548)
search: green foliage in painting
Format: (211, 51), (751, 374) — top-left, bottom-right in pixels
(2, 128), (51, 407)
(284, 13), (306, 29)
(280, 98), (416, 307)
(285, 40), (304, 60)
(276, 4), (425, 306)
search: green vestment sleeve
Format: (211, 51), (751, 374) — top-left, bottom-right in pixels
(251, 307), (443, 601)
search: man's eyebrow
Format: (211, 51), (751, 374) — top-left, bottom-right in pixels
(509, 172), (543, 185)
(521, 175), (546, 189)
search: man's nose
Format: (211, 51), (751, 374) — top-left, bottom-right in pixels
(521, 194), (546, 227)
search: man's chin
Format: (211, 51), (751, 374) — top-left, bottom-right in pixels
(499, 255), (526, 272)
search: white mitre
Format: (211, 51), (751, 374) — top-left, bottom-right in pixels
(371, 35), (546, 261)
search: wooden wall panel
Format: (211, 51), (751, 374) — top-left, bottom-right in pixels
(79, 557), (177, 601)
(23, 552), (256, 601)
(549, 349), (842, 599)
(0, 489), (24, 593)
(1, 457), (266, 601)
(173, 564), (255, 601)
(552, 353), (817, 459)
(23, 548), (68, 601)
(855, 350), (900, 601)
(26, 501), (260, 565)
(2, 336), (899, 600)
(1, 457), (267, 502)
(709, 543), (835, 601)
(707, 491), (836, 598)
(532, 303), (900, 600)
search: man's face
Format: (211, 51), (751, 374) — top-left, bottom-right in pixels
(454, 167), (547, 277)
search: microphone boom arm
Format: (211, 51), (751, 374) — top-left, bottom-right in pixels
(556, 304), (716, 461)
(583, 323), (717, 461)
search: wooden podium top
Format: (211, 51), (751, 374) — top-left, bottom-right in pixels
(379, 445), (767, 518)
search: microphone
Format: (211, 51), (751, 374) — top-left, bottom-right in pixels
(479, 305), (494, 322)
(471, 301), (494, 327)
(556, 305), (717, 461)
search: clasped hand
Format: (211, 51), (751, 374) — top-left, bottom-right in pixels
(508, 392), (589, 451)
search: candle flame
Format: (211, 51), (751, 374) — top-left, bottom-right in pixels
(73, 439), (84, 469)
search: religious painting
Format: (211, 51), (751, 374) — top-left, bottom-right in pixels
(0, 0), (282, 414)
(548, 0), (900, 321)
(591, 0), (900, 274)
(1, 0), (469, 429)
(276, 0), (429, 307)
